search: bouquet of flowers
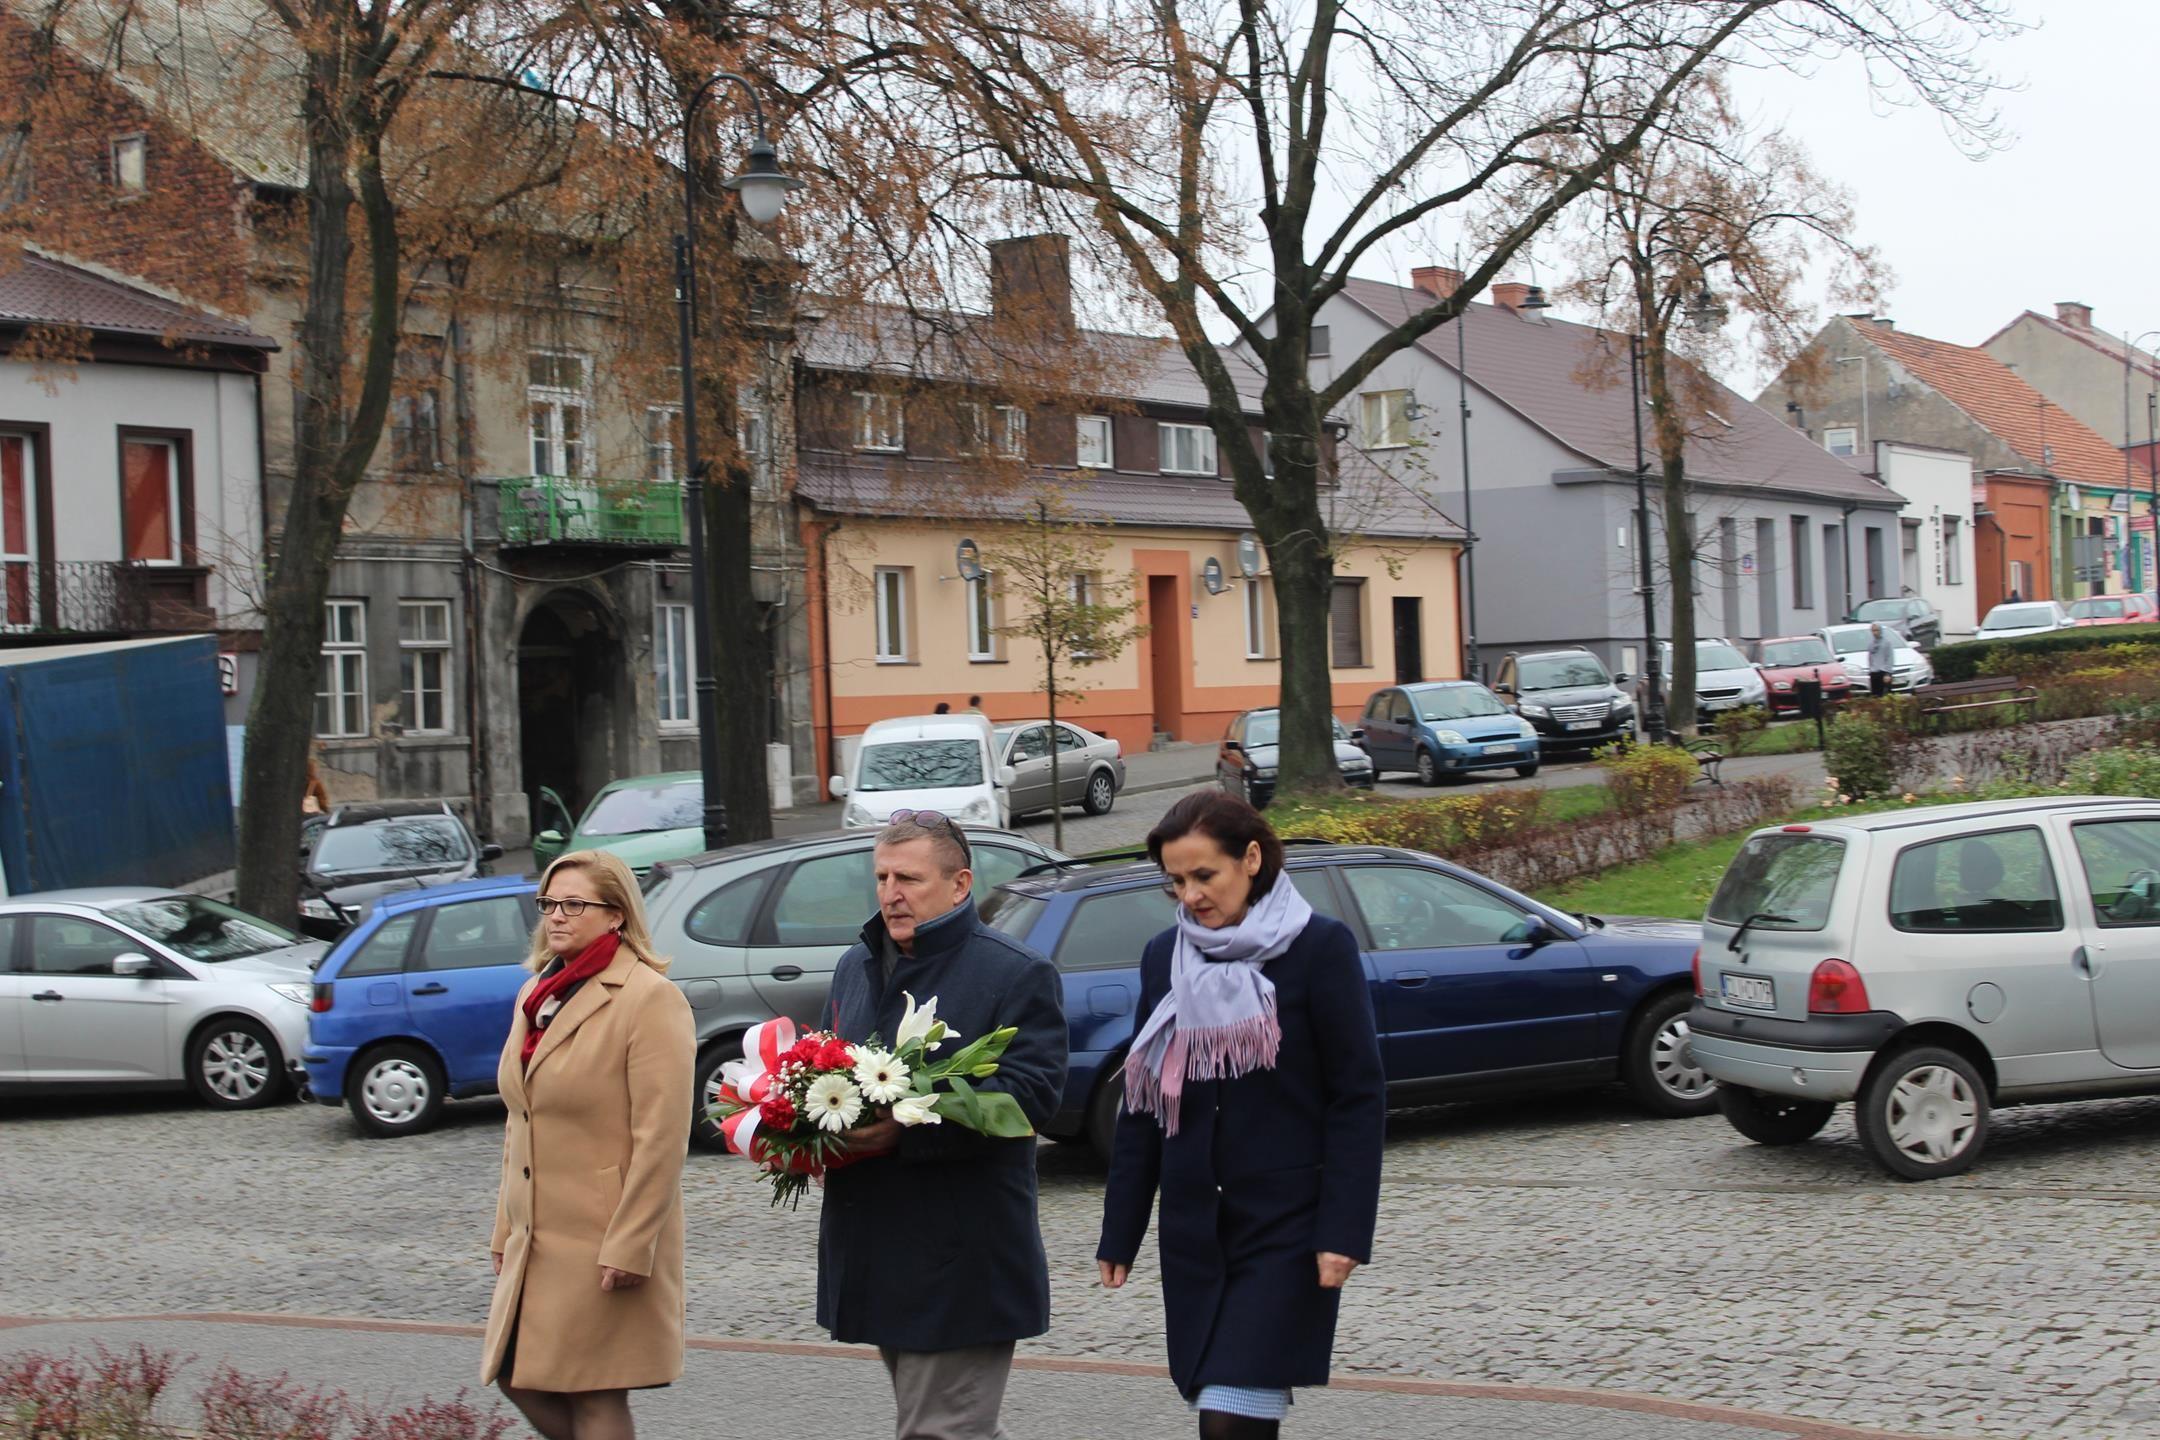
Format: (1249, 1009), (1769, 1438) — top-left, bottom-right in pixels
(712, 992), (1035, 1208)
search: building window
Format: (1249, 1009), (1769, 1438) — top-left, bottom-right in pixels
(398, 601), (451, 735)
(1864, 526), (1886, 598)
(1942, 515), (1963, 584)
(527, 353), (589, 476)
(1076, 415), (1114, 469)
(1069, 572), (1098, 659)
(110, 134), (146, 192)
(957, 401), (988, 456)
(656, 603), (694, 726)
(1790, 515), (1814, 609)
(854, 392), (904, 452)
(2010, 559), (2032, 599)
(1158, 423), (1216, 476)
(644, 406), (682, 484)
(0, 130), (29, 209)
(317, 601), (367, 738)
(2, 431), (38, 629)
(741, 406), (768, 465)
(1329, 578), (1366, 668)
(1822, 426), (1857, 457)
(874, 567), (911, 661)
(390, 339), (443, 472)
(1360, 390), (1411, 449)
(120, 435), (181, 565)
(1244, 578), (1274, 659)
(995, 405), (1028, 459)
(966, 573), (997, 661)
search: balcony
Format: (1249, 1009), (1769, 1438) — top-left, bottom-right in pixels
(497, 476), (685, 550)
(0, 560), (217, 637)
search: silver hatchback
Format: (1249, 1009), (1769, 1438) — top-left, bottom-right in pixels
(1691, 798), (2160, 1179)
(0, 889), (323, 1109)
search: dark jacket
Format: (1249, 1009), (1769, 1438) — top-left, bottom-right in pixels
(816, 896), (1068, 1351)
(1097, 913), (1384, 1397)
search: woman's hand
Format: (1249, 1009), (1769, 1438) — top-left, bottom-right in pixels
(839, 1118), (903, 1157)
(1098, 1260), (1131, 1289)
(1316, 1252), (1359, 1289)
(491, 1252), (504, 1276)
(599, 1266), (645, 1291)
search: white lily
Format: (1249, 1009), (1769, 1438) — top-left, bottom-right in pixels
(852, 1047), (912, 1105)
(891, 1093), (942, 1127)
(895, 991), (948, 1053)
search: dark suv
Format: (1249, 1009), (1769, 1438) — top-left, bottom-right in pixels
(1850, 596), (1942, 650)
(298, 801), (502, 938)
(1491, 648), (1636, 753)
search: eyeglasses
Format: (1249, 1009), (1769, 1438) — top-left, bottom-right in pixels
(536, 897), (620, 918)
(887, 809), (973, 863)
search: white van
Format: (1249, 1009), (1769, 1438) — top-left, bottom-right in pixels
(830, 715), (1017, 829)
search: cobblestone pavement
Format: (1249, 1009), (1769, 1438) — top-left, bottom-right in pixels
(8, 1081), (2158, 1437)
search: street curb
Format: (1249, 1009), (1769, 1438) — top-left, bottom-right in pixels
(0, 1312), (1955, 1440)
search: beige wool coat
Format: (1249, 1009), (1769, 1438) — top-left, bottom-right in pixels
(481, 947), (695, 1393)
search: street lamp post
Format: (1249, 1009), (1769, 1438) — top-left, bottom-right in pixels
(676, 73), (804, 852)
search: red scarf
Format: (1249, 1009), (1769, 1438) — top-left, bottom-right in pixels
(521, 931), (621, 1068)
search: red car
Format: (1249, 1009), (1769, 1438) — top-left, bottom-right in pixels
(1749, 635), (1854, 715)
(2068, 594), (2159, 627)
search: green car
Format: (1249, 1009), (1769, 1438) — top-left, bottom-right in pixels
(532, 771), (709, 876)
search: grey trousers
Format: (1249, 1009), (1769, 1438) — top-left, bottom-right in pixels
(876, 1341), (1016, 1440)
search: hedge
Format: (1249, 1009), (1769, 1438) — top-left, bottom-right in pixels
(1928, 621), (2160, 681)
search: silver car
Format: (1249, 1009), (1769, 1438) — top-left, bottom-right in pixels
(0, 889), (322, 1109)
(1690, 798), (2160, 1180)
(1815, 623), (1934, 691)
(994, 721), (1126, 819)
(638, 825), (1063, 1145)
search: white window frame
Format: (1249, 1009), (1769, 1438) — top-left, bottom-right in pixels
(966, 572), (998, 662)
(995, 404), (1029, 459)
(1360, 390), (1411, 449)
(1158, 423), (1217, 476)
(1823, 426), (1858, 457)
(855, 391), (905, 453)
(527, 351), (592, 477)
(1076, 415), (1114, 469)
(1942, 514), (1964, 585)
(874, 567), (911, 661)
(655, 602), (695, 727)
(397, 600), (453, 736)
(956, 401), (988, 457)
(1069, 571), (1098, 659)
(0, 130), (29, 209)
(110, 134), (146, 192)
(644, 405), (682, 484)
(317, 600), (368, 739)
(1243, 577), (1274, 660)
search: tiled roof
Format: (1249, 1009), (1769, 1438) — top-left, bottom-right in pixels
(0, 249), (274, 349)
(1338, 278), (1904, 507)
(1854, 318), (2125, 488)
(1980, 310), (2160, 385)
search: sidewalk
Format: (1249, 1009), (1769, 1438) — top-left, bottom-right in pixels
(0, 1313), (1934, 1440)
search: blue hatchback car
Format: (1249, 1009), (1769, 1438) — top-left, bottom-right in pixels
(1358, 680), (1543, 784)
(979, 844), (1708, 1158)
(303, 875), (538, 1136)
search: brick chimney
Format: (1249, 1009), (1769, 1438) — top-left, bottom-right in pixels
(1491, 282), (1532, 312)
(1411, 265), (1462, 299)
(988, 235), (1075, 335)
(2056, 300), (2094, 330)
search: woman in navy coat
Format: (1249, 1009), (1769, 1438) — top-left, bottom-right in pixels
(1097, 790), (1385, 1439)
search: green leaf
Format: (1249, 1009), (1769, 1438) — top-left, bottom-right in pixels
(961, 1092), (1036, 1138)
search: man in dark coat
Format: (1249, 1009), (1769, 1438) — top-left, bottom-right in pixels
(819, 814), (1067, 1440)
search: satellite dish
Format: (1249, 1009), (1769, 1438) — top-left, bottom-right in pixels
(1236, 532), (1262, 579)
(1202, 556), (1228, 596)
(955, 538), (983, 582)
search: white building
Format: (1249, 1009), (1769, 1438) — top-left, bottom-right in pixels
(1867, 441), (1979, 642)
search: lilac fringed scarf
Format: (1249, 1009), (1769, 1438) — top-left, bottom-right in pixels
(1122, 877), (1312, 1135)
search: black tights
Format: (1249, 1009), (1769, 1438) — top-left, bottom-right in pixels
(1197, 1412), (1279, 1440)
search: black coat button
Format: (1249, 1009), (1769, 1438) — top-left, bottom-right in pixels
(523, 1167), (531, 1179)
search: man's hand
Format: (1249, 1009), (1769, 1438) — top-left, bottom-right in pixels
(600, 1266), (645, 1291)
(491, 1251), (504, 1276)
(1316, 1252), (1359, 1289)
(839, 1118), (903, 1157)
(1098, 1261), (1131, 1290)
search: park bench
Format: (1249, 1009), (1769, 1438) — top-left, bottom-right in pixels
(1913, 676), (2039, 730)
(1683, 737), (1724, 786)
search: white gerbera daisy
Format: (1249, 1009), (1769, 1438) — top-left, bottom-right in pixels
(852, 1048), (912, 1105)
(804, 1073), (864, 1133)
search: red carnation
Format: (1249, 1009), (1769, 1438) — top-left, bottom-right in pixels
(758, 1095), (797, 1129)
(785, 1037), (824, 1067)
(815, 1039), (857, 1072)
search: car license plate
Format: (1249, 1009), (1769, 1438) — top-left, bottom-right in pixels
(1705, 697), (1739, 710)
(1566, 720), (1600, 731)
(1482, 741), (1518, 754)
(1721, 973), (1775, 1009)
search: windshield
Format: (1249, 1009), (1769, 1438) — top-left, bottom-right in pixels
(1241, 713), (1350, 747)
(2070, 598), (2125, 620)
(1696, 643), (1751, 671)
(582, 781), (703, 837)
(1983, 604), (2056, 631)
(1852, 599), (1909, 622)
(1706, 834), (1845, 932)
(313, 818), (471, 874)
(856, 739), (986, 792)
(104, 894), (302, 962)
(1414, 686), (1508, 722)
(1823, 626), (1868, 655)
(1760, 638), (1833, 666)
(1518, 655), (1610, 690)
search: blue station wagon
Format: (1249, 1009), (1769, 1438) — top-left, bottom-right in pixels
(979, 843), (1711, 1157)
(1359, 681), (1543, 784)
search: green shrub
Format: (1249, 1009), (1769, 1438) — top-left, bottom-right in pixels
(1823, 711), (1898, 799)
(1596, 742), (1696, 813)
(1712, 705), (1771, 755)
(1931, 621), (2160, 682)
(2065, 743), (2160, 798)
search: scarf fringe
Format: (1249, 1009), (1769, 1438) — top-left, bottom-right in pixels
(1123, 1005), (1281, 1137)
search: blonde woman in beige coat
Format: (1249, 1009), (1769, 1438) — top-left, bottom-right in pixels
(482, 849), (695, 1440)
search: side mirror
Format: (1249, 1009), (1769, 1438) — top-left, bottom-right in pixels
(1223, 739), (1243, 753)
(534, 829), (565, 848)
(113, 953), (158, 978)
(1493, 683), (1515, 697)
(1613, 672), (1632, 685)
(479, 843), (504, 862)
(828, 775), (850, 799)
(1515, 916), (1553, 950)
(995, 765), (1019, 790)
(1349, 728), (1365, 742)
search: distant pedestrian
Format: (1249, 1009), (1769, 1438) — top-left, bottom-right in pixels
(1867, 622), (1898, 699)
(965, 694), (987, 716)
(483, 849), (694, 1440)
(933, 701), (952, 715)
(303, 746), (331, 816)
(1099, 791), (1385, 1439)
(2008, 588), (2024, 604)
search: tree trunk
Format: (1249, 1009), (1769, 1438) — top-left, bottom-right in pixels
(1242, 366), (1341, 796)
(706, 447), (772, 842)
(1046, 658), (1063, 853)
(1646, 342), (1697, 737)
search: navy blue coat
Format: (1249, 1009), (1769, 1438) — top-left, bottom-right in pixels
(816, 897), (1068, 1351)
(1097, 913), (1385, 1397)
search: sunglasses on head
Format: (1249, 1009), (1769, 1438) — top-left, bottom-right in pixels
(887, 809), (973, 862)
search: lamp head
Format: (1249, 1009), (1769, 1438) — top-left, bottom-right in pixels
(723, 136), (805, 226)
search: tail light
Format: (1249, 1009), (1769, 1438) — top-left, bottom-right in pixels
(310, 983), (335, 1014)
(1807, 959), (1870, 1014)
(1690, 948), (1703, 997)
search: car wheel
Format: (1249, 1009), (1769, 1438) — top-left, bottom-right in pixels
(1087, 1063), (1126, 1162)
(1514, 762), (1541, 780)
(345, 1042), (446, 1137)
(1415, 748), (1439, 787)
(1715, 1084), (1834, 1146)
(1082, 771), (1116, 816)
(1621, 991), (1717, 1118)
(1854, 1045), (1990, 1182)
(693, 1038), (744, 1150)
(188, 1017), (287, 1110)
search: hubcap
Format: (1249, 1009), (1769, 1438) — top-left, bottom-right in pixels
(202, 1030), (270, 1101)
(1419, 752), (1435, 782)
(1650, 1016), (1712, 1099)
(1886, 1064), (1978, 1164)
(1090, 776), (1111, 806)
(362, 1058), (432, 1125)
